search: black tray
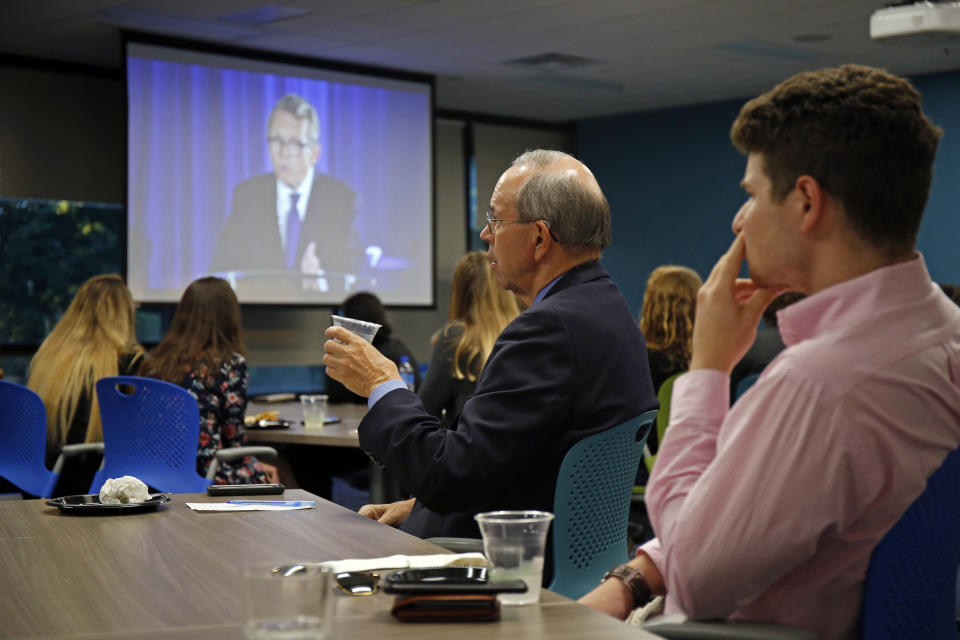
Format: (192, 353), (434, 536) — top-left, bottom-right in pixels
(46, 494), (170, 515)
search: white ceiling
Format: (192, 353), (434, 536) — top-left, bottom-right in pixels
(1, 0), (958, 122)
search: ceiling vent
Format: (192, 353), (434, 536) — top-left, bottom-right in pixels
(503, 52), (600, 72)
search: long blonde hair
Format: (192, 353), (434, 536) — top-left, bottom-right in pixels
(440, 251), (519, 381)
(639, 265), (702, 365)
(27, 274), (143, 448)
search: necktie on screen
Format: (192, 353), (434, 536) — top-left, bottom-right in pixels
(285, 192), (301, 269)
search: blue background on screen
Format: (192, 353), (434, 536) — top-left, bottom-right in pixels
(127, 56), (431, 301)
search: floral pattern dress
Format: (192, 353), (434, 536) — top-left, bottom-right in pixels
(181, 353), (268, 484)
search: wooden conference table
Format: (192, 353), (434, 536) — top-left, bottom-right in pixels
(0, 490), (663, 639)
(243, 401), (402, 503)
(245, 400), (368, 448)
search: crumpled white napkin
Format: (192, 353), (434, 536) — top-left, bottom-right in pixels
(99, 476), (151, 504)
(317, 553), (487, 574)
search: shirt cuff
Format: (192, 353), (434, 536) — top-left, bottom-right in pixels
(638, 537), (664, 574)
(368, 379), (407, 409)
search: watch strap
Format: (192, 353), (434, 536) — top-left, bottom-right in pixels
(602, 563), (652, 607)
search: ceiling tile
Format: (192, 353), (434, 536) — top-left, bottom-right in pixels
(1, 0), (956, 122)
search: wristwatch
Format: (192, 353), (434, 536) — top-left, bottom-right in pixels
(602, 563), (652, 607)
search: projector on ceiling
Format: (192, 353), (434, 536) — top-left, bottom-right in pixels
(870, 1), (960, 45)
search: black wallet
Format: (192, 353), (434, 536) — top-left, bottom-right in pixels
(390, 594), (500, 622)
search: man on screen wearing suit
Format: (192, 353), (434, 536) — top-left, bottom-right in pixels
(324, 149), (658, 551)
(210, 93), (362, 279)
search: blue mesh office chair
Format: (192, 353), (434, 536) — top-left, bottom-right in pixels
(0, 380), (102, 498)
(92, 376), (277, 494)
(0, 380), (61, 498)
(549, 409), (657, 600)
(861, 446), (960, 639)
(92, 376), (209, 493)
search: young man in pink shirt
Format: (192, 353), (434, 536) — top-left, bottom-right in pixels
(581, 65), (960, 640)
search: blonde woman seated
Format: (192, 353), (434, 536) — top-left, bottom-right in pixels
(639, 265), (702, 394)
(140, 277), (280, 484)
(28, 274), (144, 496)
(419, 251), (520, 425)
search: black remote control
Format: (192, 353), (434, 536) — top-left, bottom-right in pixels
(207, 483), (285, 496)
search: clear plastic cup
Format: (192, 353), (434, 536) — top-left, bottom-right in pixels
(475, 510), (555, 605)
(242, 565), (333, 639)
(331, 315), (381, 343)
(300, 394), (327, 431)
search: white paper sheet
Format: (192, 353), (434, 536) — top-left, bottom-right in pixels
(317, 553), (487, 573)
(185, 503), (314, 511)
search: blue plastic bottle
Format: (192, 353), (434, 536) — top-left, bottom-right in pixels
(398, 356), (416, 391)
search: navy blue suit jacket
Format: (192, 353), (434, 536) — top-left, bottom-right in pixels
(359, 259), (658, 540)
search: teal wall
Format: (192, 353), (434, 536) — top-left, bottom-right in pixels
(912, 69), (960, 285)
(580, 68), (960, 317)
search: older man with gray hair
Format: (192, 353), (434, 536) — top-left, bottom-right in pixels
(324, 149), (657, 553)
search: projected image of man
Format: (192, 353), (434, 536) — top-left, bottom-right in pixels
(211, 93), (362, 282)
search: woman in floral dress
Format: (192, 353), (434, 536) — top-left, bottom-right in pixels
(140, 277), (277, 484)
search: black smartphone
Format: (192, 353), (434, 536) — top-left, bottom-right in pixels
(206, 483), (285, 496)
(382, 567), (528, 594)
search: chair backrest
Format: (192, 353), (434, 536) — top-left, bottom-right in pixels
(92, 376), (208, 494)
(861, 447), (960, 639)
(735, 373), (760, 401)
(549, 410), (658, 600)
(645, 372), (683, 473)
(0, 380), (59, 498)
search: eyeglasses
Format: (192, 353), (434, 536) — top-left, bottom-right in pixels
(335, 571), (379, 596)
(485, 210), (558, 240)
(267, 136), (316, 155)
(485, 210), (548, 236)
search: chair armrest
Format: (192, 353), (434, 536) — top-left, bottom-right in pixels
(215, 446), (278, 463)
(425, 537), (485, 554)
(206, 446), (279, 480)
(641, 615), (817, 639)
(51, 443), (105, 474)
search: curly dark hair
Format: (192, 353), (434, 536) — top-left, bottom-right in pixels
(731, 64), (942, 256)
